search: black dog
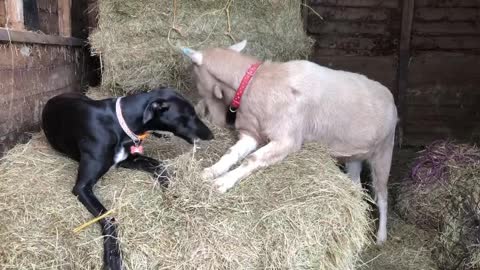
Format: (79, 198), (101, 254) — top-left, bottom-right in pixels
(42, 87), (213, 270)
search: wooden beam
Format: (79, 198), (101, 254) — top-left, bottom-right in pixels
(0, 28), (84, 46)
(0, 0), (7, 27)
(5, 0), (24, 30)
(87, 0), (99, 33)
(58, 0), (71, 36)
(301, 0), (308, 33)
(396, 0), (415, 146)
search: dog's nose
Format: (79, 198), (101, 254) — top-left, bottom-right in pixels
(204, 130), (214, 140)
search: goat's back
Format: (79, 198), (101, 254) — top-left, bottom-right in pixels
(249, 60), (398, 158)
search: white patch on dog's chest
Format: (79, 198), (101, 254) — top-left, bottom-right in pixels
(113, 147), (128, 165)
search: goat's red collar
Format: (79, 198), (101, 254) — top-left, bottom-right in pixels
(229, 62), (262, 112)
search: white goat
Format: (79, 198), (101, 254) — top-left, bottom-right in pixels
(182, 40), (398, 244)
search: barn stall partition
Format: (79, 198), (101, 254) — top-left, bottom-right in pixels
(0, 0), (95, 155)
(305, 0), (480, 146)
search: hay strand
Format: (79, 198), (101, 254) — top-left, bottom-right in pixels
(73, 209), (115, 234)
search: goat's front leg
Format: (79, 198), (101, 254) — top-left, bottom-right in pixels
(213, 139), (297, 193)
(202, 134), (258, 180)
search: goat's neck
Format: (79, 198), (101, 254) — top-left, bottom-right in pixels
(221, 85), (237, 106)
(208, 59), (259, 105)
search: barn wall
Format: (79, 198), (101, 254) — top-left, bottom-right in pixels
(0, 1), (5, 27)
(405, 0), (480, 145)
(306, 0), (480, 146)
(37, 0), (60, 35)
(0, 42), (87, 154)
(306, 0), (401, 90)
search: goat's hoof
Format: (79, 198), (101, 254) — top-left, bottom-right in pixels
(201, 168), (216, 181)
(375, 233), (387, 245)
(213, 177), (235, 193)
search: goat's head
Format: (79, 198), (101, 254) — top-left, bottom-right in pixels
(182, 40), (248, 127)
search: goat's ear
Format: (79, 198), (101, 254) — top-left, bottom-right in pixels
(182, 47), (203, 65)
(213, 85), (223, 99)
(143, 100), (170, 124)
(228, 40), (247, 52)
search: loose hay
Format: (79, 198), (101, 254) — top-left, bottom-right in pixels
(89, 0), (314, 94)
(396, 141), (480, 229)
(0, 127), (370, 269)
(396, 141), (480, 270)
(432, 165), (480, 270)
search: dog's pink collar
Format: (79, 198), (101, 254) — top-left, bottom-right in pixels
(115, 98), (148, 154)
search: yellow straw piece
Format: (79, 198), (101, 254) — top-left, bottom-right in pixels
(73, 209), (114, 234)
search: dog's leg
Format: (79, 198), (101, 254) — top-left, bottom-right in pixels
(118, 154), (169, 187)
(72, 156), (122, 270)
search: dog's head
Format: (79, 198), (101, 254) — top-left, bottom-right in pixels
(143, 87), (214, 144)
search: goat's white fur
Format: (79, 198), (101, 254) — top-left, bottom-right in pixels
(202, 134), (258, 180)
(346, 161), (362, 185)
(187, 40), (397, 245)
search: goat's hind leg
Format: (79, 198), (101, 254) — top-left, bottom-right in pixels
(118, 154), (169, 187)
(345, 160), (362, 185)
(73, 156), (122, 270)
(369, 136), (394, 245)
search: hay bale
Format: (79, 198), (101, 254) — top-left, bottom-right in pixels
(396, 141), (480, 270)
(432, 165), (480, 270)
(89, 0), (314, 94)
(0, 127), (370, 269)
(396, 141), (480, 229)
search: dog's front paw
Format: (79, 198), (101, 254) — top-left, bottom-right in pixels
(213, 176), (236, 193)
(201, 167), (216, 181)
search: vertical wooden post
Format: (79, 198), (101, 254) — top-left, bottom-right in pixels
(87, 0), (99, 34)
(301, 0), (309, 33)
(58, 0), (71, 36)
(396, 0), (415, 146)
(5, 0), (24, 30)
(0, 0), (7, 27)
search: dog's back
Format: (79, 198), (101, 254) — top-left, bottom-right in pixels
(42, 93), (113, 161)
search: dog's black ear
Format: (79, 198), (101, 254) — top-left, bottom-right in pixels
(143, 100), (170, 124)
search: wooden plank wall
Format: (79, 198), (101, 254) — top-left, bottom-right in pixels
(0, 0), (6, 27)
(405, 0), (480, 145)
(306, 0), (480, 145)
(37, 0), (59, 35)
(307, 0), (401, 90)
(0, 43), (87, 154)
